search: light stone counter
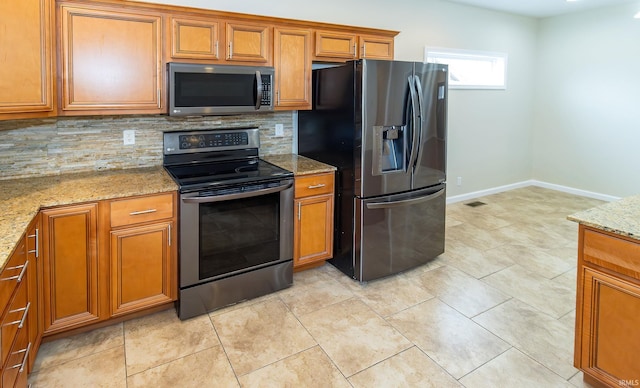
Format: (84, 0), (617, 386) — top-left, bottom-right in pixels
(568, 194), (640, 241)
(0, 167), (177, 270)
(263, 154), (336, 176)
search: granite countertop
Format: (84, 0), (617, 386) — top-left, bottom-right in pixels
(263, 154), (336, 175)
(568, 194), (640, 241)
(0, 166), (178, 270)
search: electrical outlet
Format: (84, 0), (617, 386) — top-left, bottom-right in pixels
(457, 176), (462, 186)
(275, 124), (284, 137)
(123, 130), (135, 145)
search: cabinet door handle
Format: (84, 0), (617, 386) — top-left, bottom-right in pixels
(129, 209), (157, 216)
(307, 184), (326, 189)
(352, 44), (356, 56)
(168, 223), (172, 247)
(362, 45), (366, 57)
(229, 42), (233, 59)
(298, 202), (301, 220)
(28, 228), (39, 258)
(5, 302), (30, 329)
(10, 342), (31, 373)
(215, 41), (219, 58)
(1, 260), (28, 283)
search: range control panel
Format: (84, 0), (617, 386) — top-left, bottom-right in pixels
(179, 132), (249, 149)
(163, 128), (260, 155)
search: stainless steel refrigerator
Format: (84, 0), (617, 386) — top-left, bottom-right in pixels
(298, 59), (448, 282)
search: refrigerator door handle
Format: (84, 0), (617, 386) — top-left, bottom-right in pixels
(365, 188), (445, 210)
(407, 76), (420, 173)
(413, 75), (425, 170)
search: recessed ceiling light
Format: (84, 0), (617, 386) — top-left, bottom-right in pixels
(635, 11), (640, 19)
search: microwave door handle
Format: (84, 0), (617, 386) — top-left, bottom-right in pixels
(182, 181), (292, 204)
(255, 70), (263, 110)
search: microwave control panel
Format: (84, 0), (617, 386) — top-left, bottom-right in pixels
(261, 75), (271, 106)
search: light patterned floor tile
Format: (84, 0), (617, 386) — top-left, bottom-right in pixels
(348, 346), (462, 388)
(124, 308), (220, 376)
(127, 346), (239, 388)
(237, 346), (350, 388)
(387, 298), (510, 379)
(353, 273), (434, 317)
(459, 348), (574, 388)
(29, 346), (126, 388)
(298, 298), (412, 377)
(211, 298), (316, 376)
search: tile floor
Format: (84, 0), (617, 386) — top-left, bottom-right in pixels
(28, 186), (604, 387)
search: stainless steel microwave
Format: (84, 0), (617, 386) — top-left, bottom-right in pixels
(167, 63), (274, 116)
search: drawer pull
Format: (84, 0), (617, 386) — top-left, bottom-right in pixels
(307, 184), (326, 189)
(10, 342), (31, 373)
(0, 260), (28, 283)
(129, 209), (157, 216)
(5, 302), (30, 329)
(27, 228), (39, 258)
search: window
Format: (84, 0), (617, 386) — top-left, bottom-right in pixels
(424, 47), (507, 90)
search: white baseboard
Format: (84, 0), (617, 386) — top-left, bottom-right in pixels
(446, 180), (620, 204)
(529, 180), (620, 202)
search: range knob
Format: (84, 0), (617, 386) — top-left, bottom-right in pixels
(181, 142), (190, 149)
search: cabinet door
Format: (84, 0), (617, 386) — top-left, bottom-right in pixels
(169, 16), (221, 61)
(0, 0), (55, 119)
(42, 203), (101, 334)
(26, 215), (42, 372)
(578, 267), (640, 385)
(358, 35), (394, 60)
(59, 4), (162, 114)
(314, 30), (357, 60)
(110, 222), (175, 316)
(226, 22), (271, 64)
(294, 194), (334, 268)
(274, 27), (311, 110)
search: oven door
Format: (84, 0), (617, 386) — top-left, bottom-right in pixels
(179, 179), (294, 288)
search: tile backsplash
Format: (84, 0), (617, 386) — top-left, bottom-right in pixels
(0, 112), (294, 180)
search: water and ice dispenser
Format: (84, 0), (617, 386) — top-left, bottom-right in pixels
(372, 125), (406, 174)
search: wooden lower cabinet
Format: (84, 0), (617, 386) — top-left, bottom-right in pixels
(110, 221), (175, 317)
(41, 203), (101, 334)
(40, 192), (177, 336)
(293, 172), (334, 270)
(575, 225), (640, 387)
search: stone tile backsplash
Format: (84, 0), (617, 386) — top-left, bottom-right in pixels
(0, 112), (294, 180)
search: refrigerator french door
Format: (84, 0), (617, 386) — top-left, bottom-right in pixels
(298, 59), (448, 282)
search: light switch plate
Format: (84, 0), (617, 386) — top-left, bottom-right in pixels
(123, 130), (135, 145)
(275, 124), (284, 137)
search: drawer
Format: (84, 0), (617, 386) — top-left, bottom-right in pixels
(582, 227), (640, 281)
(295, 173), (334, 198)
(0, 238), (26, 314)
(1, 323), (29, 388)
(111, 193), (174, 228)
(1, 275), (28, 367)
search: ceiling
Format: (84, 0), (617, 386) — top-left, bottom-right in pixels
(445, 0), (636, 18)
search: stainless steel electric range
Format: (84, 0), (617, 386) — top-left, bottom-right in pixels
(163, 127), (294, 320)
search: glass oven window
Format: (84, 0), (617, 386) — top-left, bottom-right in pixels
(198, 192), (280, 280)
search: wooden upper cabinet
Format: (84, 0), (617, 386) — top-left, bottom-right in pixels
(169, 16), (222, 61)
(58, 3), (163, 115)
(314, 30), (357, 60)
(274, 27), (311, 110)
(0, 0), (55, 120)
(359, 35), (394, 60)
(225, 21), (272, 65)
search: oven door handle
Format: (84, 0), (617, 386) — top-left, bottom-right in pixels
(183, 182), (293, 203)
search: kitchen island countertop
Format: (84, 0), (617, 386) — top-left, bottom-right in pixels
(0, 166), (177, 270)
(568, 194), (640, 241)
(263, 154), (336, 175)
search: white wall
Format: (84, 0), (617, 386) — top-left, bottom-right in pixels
(533, 4), (640, 198)
(144, 0), (539, 198)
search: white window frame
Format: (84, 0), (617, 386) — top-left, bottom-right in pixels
(424, 47), (508, 90)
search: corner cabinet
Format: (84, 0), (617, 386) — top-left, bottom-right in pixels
(274, 27), (312, 110)
(293, 172), (335, 270)
(574, 225), (640, 387)
(58, 2), (163, 115)
(0, 0), (55, 120)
